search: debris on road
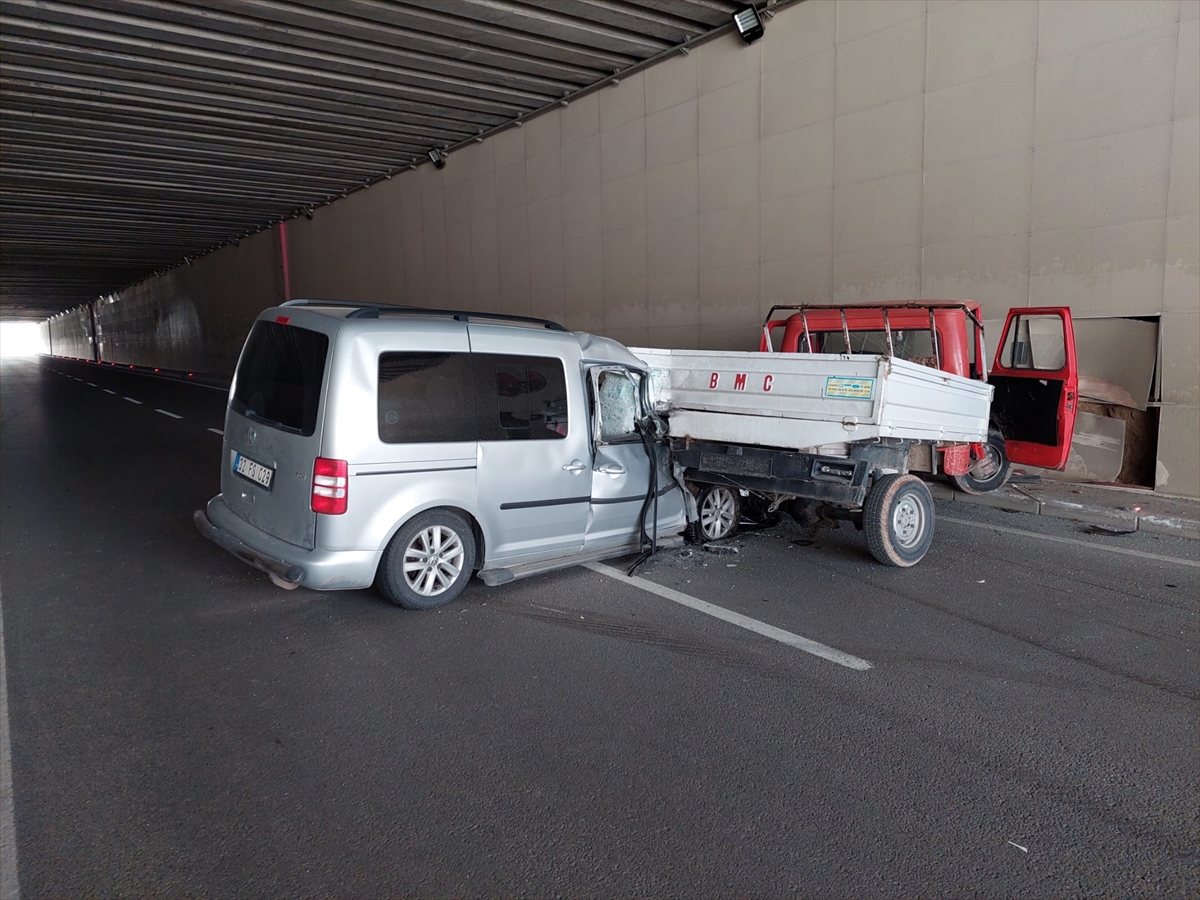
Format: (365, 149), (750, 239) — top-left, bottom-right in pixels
(703, 543), (739, 555)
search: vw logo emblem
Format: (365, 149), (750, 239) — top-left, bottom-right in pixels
(247, 426), (257, 444)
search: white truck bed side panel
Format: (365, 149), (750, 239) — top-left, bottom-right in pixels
(633, 347), (991, 451)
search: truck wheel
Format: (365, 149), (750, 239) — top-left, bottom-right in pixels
(863, 474), (934, 567)
(377, 510), (476, 610)
(696, 484), (740, 542)
(951, 430), (1011, 494)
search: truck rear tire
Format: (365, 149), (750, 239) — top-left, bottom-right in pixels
(864, 474), (934, 567)
(951, 430), (1011, 494)
(695, 484), (740, 542)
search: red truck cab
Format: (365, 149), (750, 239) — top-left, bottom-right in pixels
(760, 301), (1078, 493)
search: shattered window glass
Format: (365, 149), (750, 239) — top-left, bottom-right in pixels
(596, 370), (640, 442)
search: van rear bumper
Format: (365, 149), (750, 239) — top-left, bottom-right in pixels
(194, 496), (380, 590)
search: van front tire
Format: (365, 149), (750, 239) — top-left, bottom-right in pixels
(377, 510), (476, 610)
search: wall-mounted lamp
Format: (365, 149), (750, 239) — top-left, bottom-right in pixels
(428, 147), (446, 169)
(732, 4), (765, 43)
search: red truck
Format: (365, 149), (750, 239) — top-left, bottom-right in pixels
(759, 302), (1079, 493)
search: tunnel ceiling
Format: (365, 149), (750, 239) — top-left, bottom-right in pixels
(0, 0), (763, 320)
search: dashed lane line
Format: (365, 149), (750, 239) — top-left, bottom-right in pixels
(939, 516), (1200, 568)
(123, 397), (142, 405)
(86, 383), (96, 387)
(155, 409), (182, 420)
(586, 562), (874, 671)
(103, 389), (116, 395)
(207, 428), (224, 436)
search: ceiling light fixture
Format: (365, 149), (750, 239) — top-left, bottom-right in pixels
(732, 4), (765, 43)
(428, 148), (446, 169)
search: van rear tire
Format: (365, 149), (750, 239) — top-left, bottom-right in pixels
(377, 510), (476, 610)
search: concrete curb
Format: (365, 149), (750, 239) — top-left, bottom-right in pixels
(927, 481), (1200, 541)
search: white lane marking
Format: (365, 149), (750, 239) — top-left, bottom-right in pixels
(86, 383), (97, 387)
(103, 389), (116, 395)
(940, 516), (1200, 568)
(207, 428), (224, 436)
(123, 397), (142, 405)
(0, 586), (21, 900)
(586, 562), (873, 671)
(72, 377), (82, 382)
(155, 409), (182, 420)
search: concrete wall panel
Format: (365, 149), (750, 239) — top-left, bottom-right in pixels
(926, 0), (1037, 92)
(835, 17), (926, 116)
(924, 66), (1035, 167)
(1156, 404), (1200, 495)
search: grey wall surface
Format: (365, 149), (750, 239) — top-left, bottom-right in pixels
(46, 0), (1200, 496)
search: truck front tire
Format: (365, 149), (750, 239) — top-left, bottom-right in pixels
(864, 474), (934, 567)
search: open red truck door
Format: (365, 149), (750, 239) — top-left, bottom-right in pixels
(988, 307), (1078, 470)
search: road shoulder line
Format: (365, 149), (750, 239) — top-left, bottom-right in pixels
(939, 516), (1200, 568)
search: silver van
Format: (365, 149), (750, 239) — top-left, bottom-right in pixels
(194, 301), (687, 609)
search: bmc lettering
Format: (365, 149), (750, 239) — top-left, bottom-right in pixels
(733, 373), (747, 391)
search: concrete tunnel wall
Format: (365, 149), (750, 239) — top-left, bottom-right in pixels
(45, 0), (1200, 496)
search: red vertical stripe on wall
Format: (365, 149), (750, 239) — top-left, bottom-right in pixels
(278, 221), (292, 302)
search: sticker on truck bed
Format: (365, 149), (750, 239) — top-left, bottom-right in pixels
(824, 376), (875, 400)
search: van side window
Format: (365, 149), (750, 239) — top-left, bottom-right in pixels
(595, 370), (641, 442)
(475, 354), (568, 441)
(378, 352), (476, 443)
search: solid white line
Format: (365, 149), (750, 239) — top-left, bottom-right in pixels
(155, 409), (182, 420)
(585, 562), (873, 671)
(206, 428), (224, 436)
(940, 516), (1200, 568)
(123, 397), (142, 405)
(0, 586), (21, 900)
(103, 389), (116, 395)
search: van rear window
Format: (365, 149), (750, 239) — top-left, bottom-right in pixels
(231, 321), (328, 436)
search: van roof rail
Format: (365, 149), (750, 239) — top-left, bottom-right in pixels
(280, 299), (567, 331)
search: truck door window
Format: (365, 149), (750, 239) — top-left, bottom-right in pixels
(999, 315), (1066, 371)
(474, 353), (569, 441)
(594, 370), (642, 443)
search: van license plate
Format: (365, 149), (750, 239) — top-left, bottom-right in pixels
(232, 450), (274, 490)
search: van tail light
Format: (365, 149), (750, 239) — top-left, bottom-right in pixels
(312, 457), (348, 515)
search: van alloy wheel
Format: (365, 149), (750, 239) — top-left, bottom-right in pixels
(404, 524), (465, 597)
(377, 510), (477, 610)
(697, 484), (740, 542)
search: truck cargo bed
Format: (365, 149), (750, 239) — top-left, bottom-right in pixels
(633, 348), (992, 452)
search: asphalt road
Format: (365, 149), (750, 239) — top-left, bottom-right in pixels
(2, 356), (1197, 898)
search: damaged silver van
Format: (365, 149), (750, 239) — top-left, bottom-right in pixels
(194, 301), (686, 609)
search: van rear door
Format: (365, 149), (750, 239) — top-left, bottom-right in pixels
(988, 307), (1078, 470)
(222, 318), (330, 549)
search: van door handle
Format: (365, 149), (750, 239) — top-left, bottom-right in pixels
(598, 464), (626, 476)
(562, 460), (586, 474)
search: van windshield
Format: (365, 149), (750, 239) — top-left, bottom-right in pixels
(231, 321), (328, 436)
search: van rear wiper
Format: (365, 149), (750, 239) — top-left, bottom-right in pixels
(244, 408), (301, 435)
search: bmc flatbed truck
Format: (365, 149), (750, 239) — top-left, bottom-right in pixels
(636, 302), (1078, 567)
